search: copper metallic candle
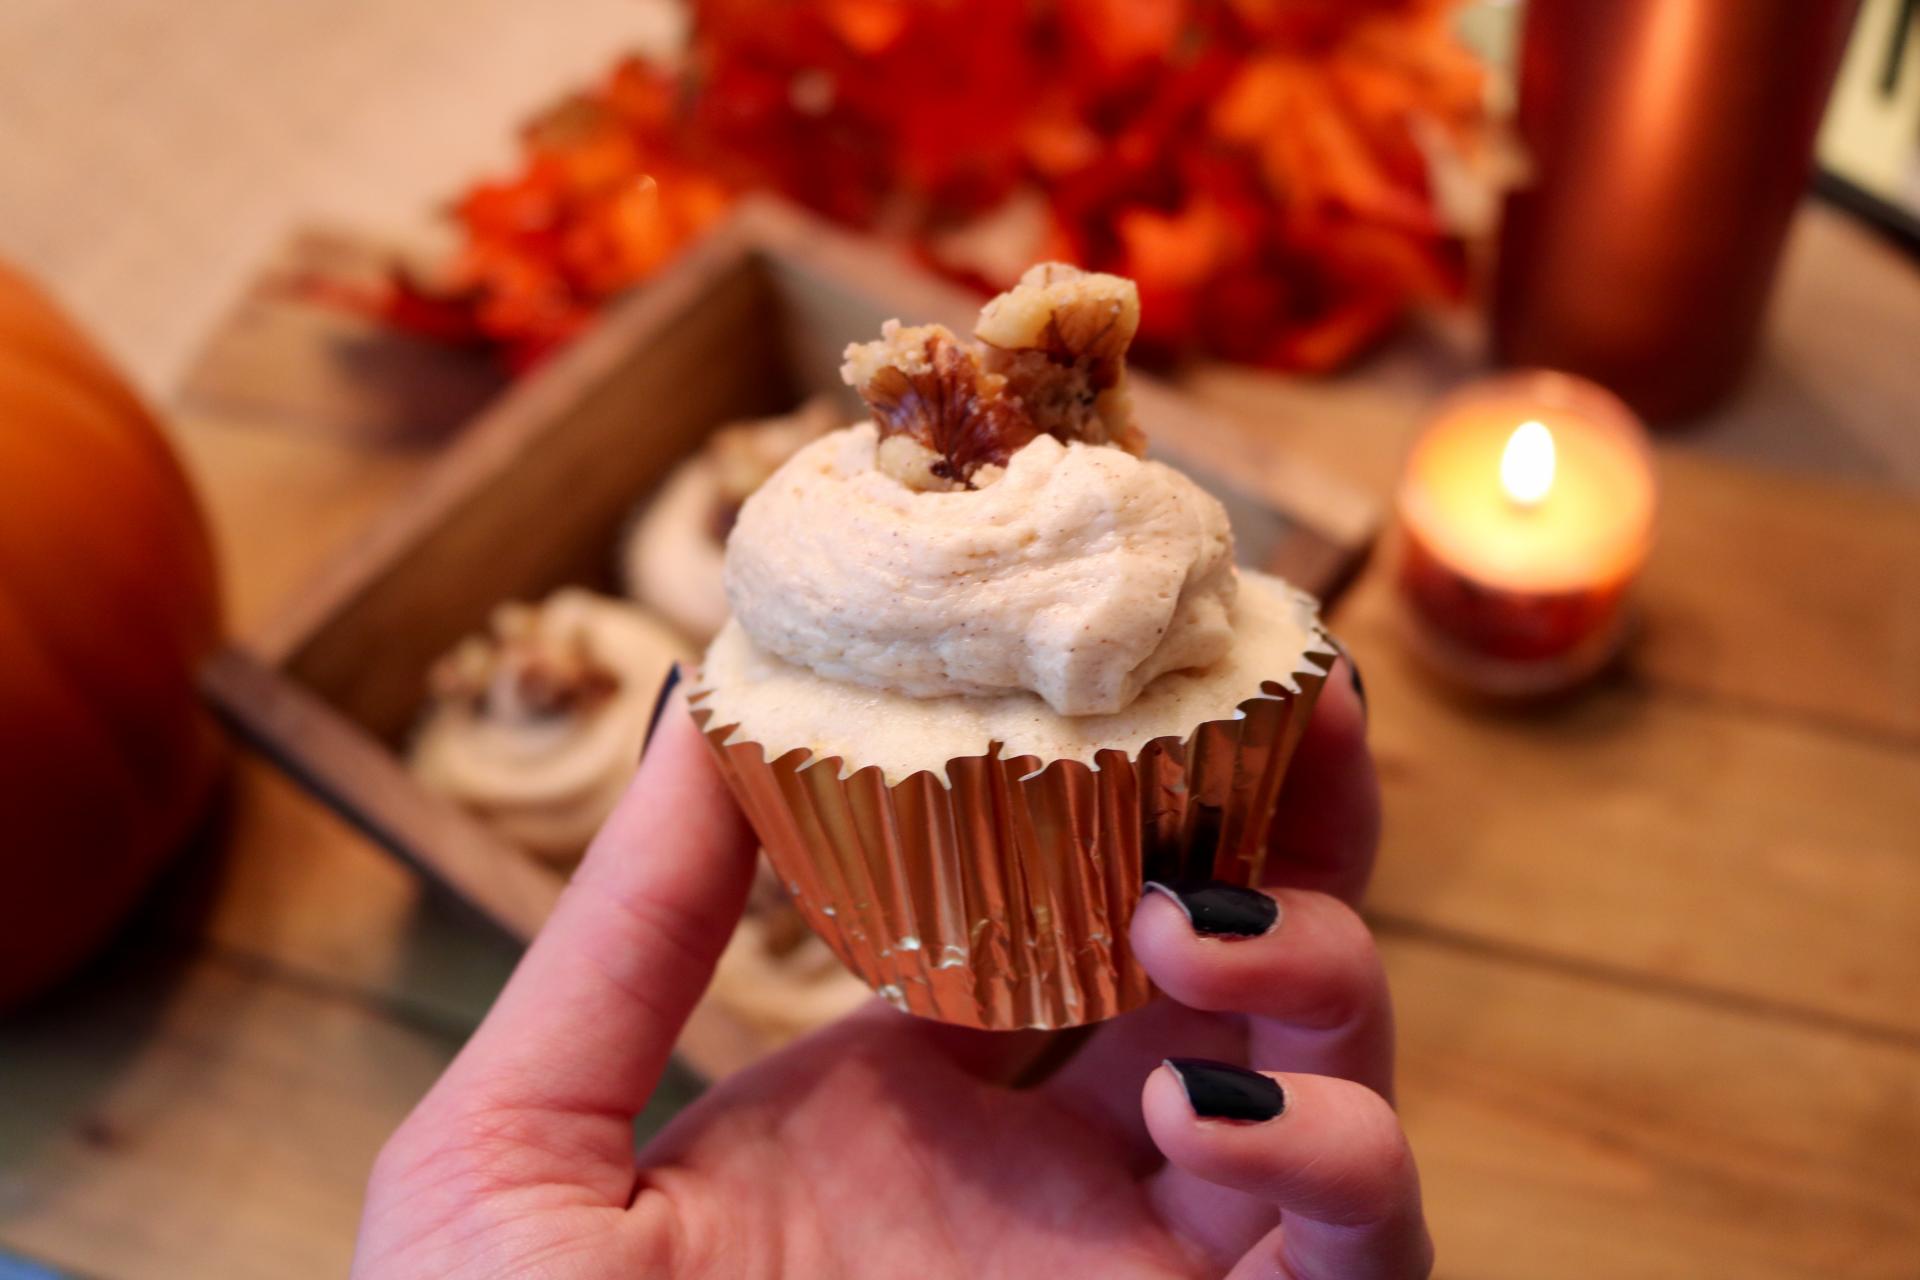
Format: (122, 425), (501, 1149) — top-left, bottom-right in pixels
(1396, 372), (1656, 696)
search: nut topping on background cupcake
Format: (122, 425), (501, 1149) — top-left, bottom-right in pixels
(429, 602), (621, 722)
(409, 589), (691, 867)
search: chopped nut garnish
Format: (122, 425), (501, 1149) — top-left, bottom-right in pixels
(874, 433), (952, 492)
(429, 601), (621, 723)
(975, 263), (1145, 456)
(841, 264), (1146, 490)
(842, 322), (1041, 490)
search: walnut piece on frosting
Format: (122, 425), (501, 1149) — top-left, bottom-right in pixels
(974, 262), (1145, 456)
(842, 321), (1041, 491)
(429, 600), (620, 724)
(840, 263), (1146, 491)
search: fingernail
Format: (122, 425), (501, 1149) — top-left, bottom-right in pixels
(1163, 1058), (1286, 1122)
(1144, 880), (1279, 939)
(641, 663), (683, 756)
(1327, 632), (1367, 723)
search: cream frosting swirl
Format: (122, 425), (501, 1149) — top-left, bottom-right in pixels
(410, 590), (691, 864)
(723, 423), (1236, 716)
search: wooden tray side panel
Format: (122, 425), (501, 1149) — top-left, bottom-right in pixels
(201, 645), (559, 941)
(276, 244), (793, 743)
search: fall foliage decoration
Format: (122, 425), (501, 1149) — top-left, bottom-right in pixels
(390, 0), (1490, 375)
(0, 261), (224, 1009)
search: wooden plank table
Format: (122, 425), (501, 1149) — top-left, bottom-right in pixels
(5, 241), (1917, 1279)
(3, 5), (1919, 1274)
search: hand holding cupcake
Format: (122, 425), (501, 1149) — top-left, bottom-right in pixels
(694, 265), (1336, 1029)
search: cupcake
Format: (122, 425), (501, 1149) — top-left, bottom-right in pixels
(692, 264), (1335, 1030)
(410, 588), (691, 866)
(621, 397), (839, 642)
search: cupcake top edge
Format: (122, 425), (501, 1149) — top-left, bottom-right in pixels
(689, 570), (1333, 788)
(721, 264), (1240, 719)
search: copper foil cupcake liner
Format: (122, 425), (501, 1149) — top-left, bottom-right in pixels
(692, 632), (1335, 1031)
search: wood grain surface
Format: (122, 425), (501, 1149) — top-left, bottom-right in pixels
(2, 4), (1918, 1278)
(6, 306), (1908, 1279)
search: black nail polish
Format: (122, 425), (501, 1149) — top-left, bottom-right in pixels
(1327, 632), (1367, 722)
(1145, 880), (1279, 939)
(641, 663), (683, 755)
(1164, 1058), (1286, 1122)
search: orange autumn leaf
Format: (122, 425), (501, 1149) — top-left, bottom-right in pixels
(1056, 0), (1189, 77)
(822, 0), (913, 53)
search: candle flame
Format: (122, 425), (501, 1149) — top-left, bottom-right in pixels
(1501, 420), (1555, 508)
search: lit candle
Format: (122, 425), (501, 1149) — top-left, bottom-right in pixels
(1395, 371), (1657, 696)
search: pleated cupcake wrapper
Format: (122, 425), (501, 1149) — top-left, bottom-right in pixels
(692, 633), (1334, 1031)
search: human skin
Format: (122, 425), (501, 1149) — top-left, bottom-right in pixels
(353, 660), (1431, 1279)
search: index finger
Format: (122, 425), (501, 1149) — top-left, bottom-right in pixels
(430, 686), (757, 1153)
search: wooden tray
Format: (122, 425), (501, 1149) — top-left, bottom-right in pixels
(196, 198), (1380, 1073)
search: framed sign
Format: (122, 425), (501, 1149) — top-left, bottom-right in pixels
(1818, 0), (1920, 252)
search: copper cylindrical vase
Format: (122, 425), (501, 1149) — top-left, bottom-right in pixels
(1493, 0), (1859, 423)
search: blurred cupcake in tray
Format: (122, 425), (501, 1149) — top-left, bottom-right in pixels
(410, 587), (872, 1046)
(622, 397), (838, 642)
(409, 588), (690, 867)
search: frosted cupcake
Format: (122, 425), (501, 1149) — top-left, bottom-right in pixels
(411, 589), (691, 866)
(693, 265), (1334, 1029)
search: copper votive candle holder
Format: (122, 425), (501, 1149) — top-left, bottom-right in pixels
(1395, 371), (1657, 698)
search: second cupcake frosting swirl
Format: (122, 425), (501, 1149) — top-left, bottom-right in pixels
(724, 422), (1236, 716)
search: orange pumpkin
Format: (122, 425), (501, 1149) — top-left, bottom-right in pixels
(0, 261), (223, 1009)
